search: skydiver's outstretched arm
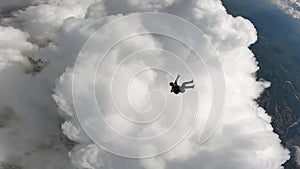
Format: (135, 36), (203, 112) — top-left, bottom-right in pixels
(175, 75), (180, 85)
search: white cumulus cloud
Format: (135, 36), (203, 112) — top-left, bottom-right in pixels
(0, 0), (290, 169)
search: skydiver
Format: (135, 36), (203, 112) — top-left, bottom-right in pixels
(169, 75), (194, 95)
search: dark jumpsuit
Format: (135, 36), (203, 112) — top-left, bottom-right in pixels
(171, 82), (181, 94)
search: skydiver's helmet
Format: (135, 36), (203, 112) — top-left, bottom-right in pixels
(169, 82), (174, 86)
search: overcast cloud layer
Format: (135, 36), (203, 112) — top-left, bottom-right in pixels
(0, 0), (290, 169)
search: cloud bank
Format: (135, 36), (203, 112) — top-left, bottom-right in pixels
(295, 146), (300, 166)
(271, 0), (300, 19)
(0, 0), (290, 169)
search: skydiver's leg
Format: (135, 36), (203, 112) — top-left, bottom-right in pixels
(183, 85), (195, 89)
(179, 86), (185, 93)
(182, 80), (194, 88)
